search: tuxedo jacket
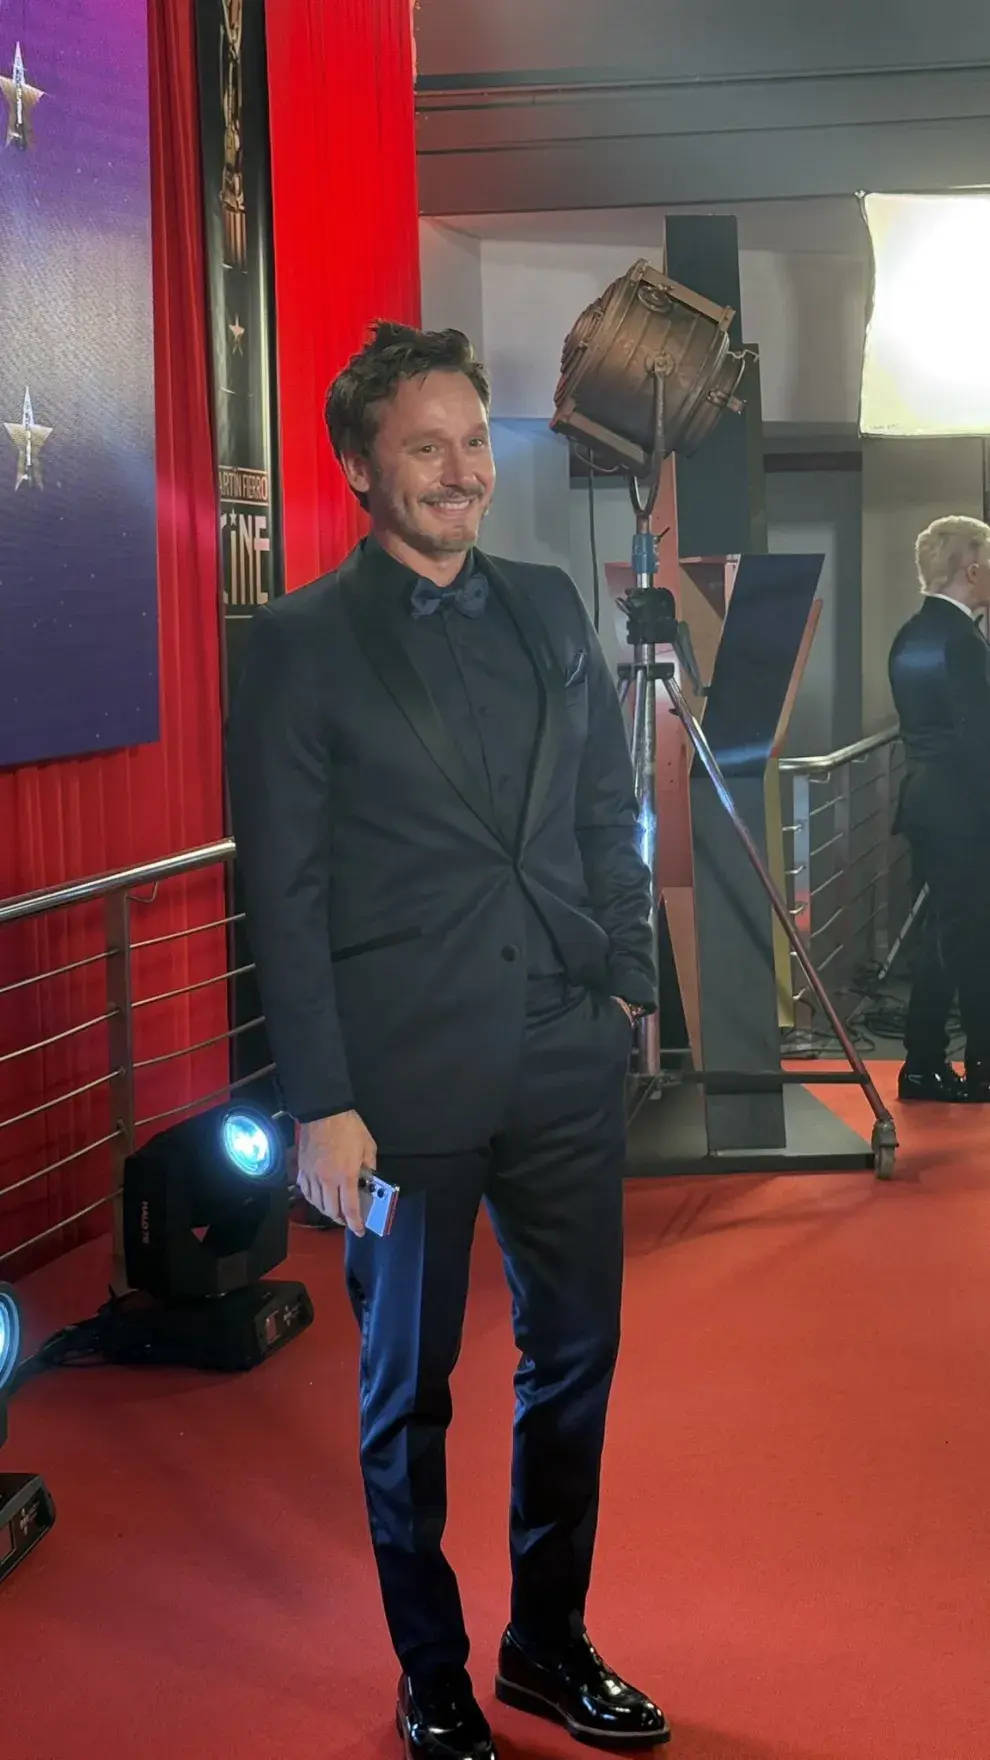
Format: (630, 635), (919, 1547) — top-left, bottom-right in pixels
(226, 539), (654, 1153)
(888, 594), (990, 841)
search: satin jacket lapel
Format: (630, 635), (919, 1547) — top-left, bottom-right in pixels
(338, 547), (504, 845)
(479, 553), (567, 853)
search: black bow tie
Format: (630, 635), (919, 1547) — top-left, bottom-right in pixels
(409, 572), (489, 621)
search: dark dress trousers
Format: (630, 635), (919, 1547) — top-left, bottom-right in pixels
(888, 593), (990, 1067)
(227, 536), (654, 1681)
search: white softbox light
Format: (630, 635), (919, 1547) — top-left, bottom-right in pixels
(860, 191), (990, 438)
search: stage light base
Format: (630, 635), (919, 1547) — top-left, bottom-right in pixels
(626, 1081), (874, 1175)
(94, 1279), (314, 1373)
(0, 1472), (57, 1586)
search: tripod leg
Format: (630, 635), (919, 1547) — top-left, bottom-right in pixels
(662, 675), (897, 1171)
(630, 653), (660, 1076)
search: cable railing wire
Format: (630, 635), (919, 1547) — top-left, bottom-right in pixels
(0, 1193), (114, 1265)
(0, 1131), (123, 1204)
(0, 839), (265, 1270)
(0, 1071), (119, 1135)
(780, 725), (908, 1039)
(135, 1063), (277, 1132)
(0, 1011), (116, 1066)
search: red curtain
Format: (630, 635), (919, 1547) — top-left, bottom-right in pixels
(266, 0), (422, 587)
(0, 0), (228, 1273)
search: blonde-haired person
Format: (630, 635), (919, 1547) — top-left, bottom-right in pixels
(888, 516), (990, 1101)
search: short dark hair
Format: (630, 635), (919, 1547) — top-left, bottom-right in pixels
(325, 321), (491, 474)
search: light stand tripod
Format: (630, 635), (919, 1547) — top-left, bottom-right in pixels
(615, 436), (898, 1176)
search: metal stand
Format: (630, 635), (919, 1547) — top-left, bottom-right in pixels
(658, 668), (897, 1175)
(617, 425), (898, 1178)
(619, 376), (702, 1079)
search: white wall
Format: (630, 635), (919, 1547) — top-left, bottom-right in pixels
(742, 251), (868, 428)
(479, 240), (651, 419)
(481, 419), (573, 572)
(421, 221), (870, 427)
(419, 220), (485, 345)
(567, 475), (640, 676)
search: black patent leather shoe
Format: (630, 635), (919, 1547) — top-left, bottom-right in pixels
(396, 1674), (496, 1759)
(495, 1627), (670, 1749)
(897, 1062), (967, 1102)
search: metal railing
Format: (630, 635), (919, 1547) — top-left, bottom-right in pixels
(0, 735), (909, 1273)
(0, 839), (275, 1279)
(779, 726), (910, 1028)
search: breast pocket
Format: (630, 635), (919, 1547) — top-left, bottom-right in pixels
(332, 928), (424, 963)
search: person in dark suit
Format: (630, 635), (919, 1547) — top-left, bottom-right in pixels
(227, 324), (669, 1758)
(888, 514), (990, 1102)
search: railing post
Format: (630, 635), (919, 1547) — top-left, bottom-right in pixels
(834, 760), (852, 999)
(104, 890), (135, 1293)
(790, 773), (811, 1028)
(875, 740), (894, 964)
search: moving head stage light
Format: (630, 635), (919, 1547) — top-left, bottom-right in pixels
(97, 1103), (313, 1374)
(0, 1283), (57, 1587)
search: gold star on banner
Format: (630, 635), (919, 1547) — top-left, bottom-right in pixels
(0, 44), (44, 150)
(4, 387), (53, 489)
(228, 314), (245, 353)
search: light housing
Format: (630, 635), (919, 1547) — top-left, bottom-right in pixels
(0, 1283), (57, 1584)
(0, 1283), (21, 1451)
(122, 1101), (290, 1302)
(0, 1285), (20, 1391)
(220, 1109), (280, 1179)
(551, 257), (749, 475)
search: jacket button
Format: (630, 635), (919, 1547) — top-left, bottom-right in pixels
(501, 944), (520, 962)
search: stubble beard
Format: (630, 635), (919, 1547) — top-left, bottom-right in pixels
(405, 497), (488, 560)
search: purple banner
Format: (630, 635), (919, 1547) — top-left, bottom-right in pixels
(0, 0), (157, 769)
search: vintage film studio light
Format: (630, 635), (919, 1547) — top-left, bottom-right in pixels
(550, 259), (897, 1173)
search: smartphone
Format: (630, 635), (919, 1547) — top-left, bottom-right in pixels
(359, 1171), (400, 1237)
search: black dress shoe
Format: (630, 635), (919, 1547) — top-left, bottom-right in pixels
(396, 1674), (496, 1759)
(495, 1627), (670, 1749)
(897, 1063), (967, 1102)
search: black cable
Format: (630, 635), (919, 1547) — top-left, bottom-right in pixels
(781, 1024), (878, 1060)
(784, 957), (963, 1059)
(10, 1309), (110, 1393)
(586, 457), (601, 633)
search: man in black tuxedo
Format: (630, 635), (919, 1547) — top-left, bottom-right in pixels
(888, 514), (990, 1102)
(227, 324), (669, 1758)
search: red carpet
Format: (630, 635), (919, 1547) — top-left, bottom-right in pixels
(3, 1067), (989, 1760)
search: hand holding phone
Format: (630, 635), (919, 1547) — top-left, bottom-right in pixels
(358, 1171), (400, 1238)
(297, 1111), (378, 1234)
